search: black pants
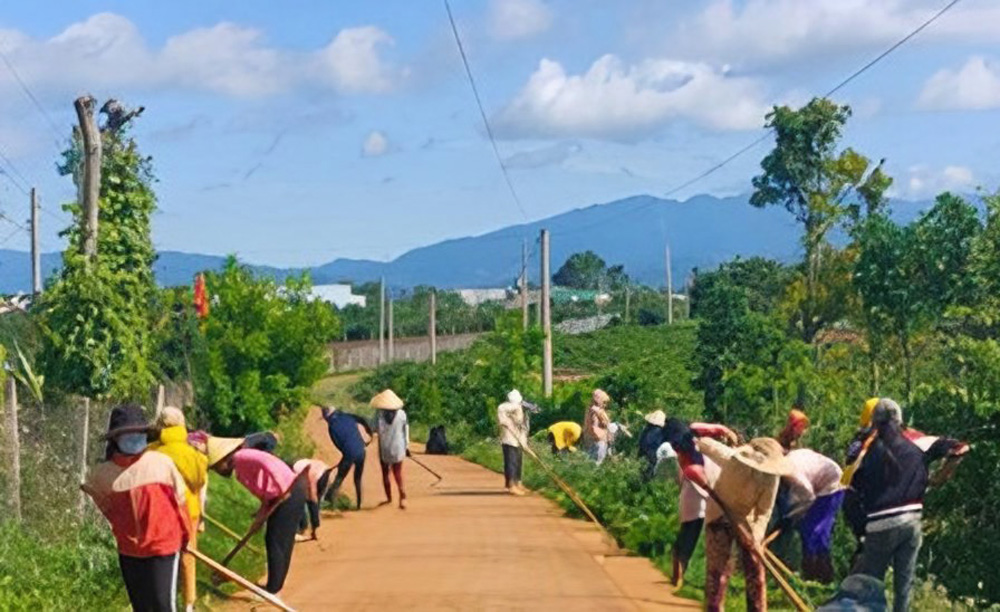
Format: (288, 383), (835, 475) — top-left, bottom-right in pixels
(119, 552), (179, 612)
(674, 518), (704, 566)
(327, 454), (365, 509)
(266, 480), (306, 594)
(300, 469), (333, 532)
(502, 444), (523, 487)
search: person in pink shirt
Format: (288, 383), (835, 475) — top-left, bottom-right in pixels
(293, 458), (332, 541)
(208, 439), (306, 596)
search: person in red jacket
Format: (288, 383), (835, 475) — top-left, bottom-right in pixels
(84, 405), (191, 612)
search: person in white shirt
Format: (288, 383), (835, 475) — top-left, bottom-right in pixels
(780, 448), (845, 583)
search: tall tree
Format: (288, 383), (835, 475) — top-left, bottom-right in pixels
(553, 251), (608, 289)
(751, 97), (891, 342)
(37, 101), (157, 399)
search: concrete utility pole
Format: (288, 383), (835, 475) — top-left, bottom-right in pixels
(521, 239), (529, 330)
(379, 278), (386, 365)
(429, 290), (437, 365)
(5, 375), (21, 522)
(625, 284), (631, 325)
(541, 229), (553, 398)
(665, 244), (674, 325)
(74, 96), (101, 261)
(30, 188), (40, 295)
(388, 294), (395, 362)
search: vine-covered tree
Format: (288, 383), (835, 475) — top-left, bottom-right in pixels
(37, 101), (157, 399)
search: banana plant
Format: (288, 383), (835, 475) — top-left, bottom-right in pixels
(9, 341), (43, 403)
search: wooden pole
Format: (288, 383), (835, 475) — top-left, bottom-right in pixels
(5, 376), (21, 522)
(665, 244), (673, 325)
(30, 188), (41, 295)
(378, 278), (385, 365)
(388, 295), (394, 362)
(521, 239), (528, 330)
(185, 547), (294, 612)
(77, 398), (90, 519)
(74, 96), (101, 260)
(540, 229), (552, 398)
(429, 291), (437, 366)
(624, 284), (631, 325)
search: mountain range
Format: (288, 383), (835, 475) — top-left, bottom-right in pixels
(0, 193), (940, 294)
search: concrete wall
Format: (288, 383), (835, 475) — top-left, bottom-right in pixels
(327, 332), (483, 372)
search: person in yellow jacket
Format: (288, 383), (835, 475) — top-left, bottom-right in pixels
(547, 421), (582, 454)
(150, 407), (208, 612)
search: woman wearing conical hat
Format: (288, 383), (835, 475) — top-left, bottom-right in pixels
(371, 389), (410, 510)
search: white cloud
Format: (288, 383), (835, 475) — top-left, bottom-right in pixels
(362, 130), (390, 157)
(900, 164), (976, 199)
(489, 0), (553, 40)
(0, 13), (403, 99)
(918, 56), (1000, 111)
(668, 0), (1000, 68)
(493, 55), (768, 140)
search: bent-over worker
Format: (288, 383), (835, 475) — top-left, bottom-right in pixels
(208, 438), (306, 597)
(321, 406), (374, 509)
(547, 421), (582, 455)
(780, 448), (844, 583)
(293, 458), (332, 541)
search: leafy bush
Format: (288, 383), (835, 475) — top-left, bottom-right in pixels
(192, 259), (340, 434)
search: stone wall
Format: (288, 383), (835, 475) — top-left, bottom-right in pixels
(327, 332), (484, 372)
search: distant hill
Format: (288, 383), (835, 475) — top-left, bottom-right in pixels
(1, 193), (940, 294)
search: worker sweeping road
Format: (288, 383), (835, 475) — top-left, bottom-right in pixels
(497, 389), (534, 495)
(321, 406), (374, 510)
(849, 399), (969, 612)
(689, 436), (791, 612)
(582, 389), (612, 464)
(371, 389), (410, 510)
(149, 407), (208, 612)
(292, 458), (332, 541)
(84, 405), (191, 612)
(208, 437), (306, 599)
(546, 421), (582, 455)
(777, 448), (845, 583)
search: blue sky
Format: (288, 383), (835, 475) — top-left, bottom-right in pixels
(0, 0), (998, 265)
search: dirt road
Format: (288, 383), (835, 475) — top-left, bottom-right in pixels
(229, 408), (699, 611)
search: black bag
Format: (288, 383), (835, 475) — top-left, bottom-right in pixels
(244, 431), (279, 453)
(426, 425), (449, 455)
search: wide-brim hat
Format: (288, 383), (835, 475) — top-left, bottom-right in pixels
(732, 438), (793, 476)
(101, 404), (151, 440)
(592, 389), (610, 406)
(157, 406), (186, 429)
(207, 436), (245, 467)
(371, 389), (404, 410)
(645, 410), (666, 427)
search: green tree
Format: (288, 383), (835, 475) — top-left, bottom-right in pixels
(751, 98), (891, 342)
(553, 251), (608, 289)
(193, 259), (340, 433)
(37, 107), (157, 399)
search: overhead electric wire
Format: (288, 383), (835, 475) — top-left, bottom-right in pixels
(558, 0), (965, 237)
(444, 0), (529, 222)
(0, 44), (64, 144)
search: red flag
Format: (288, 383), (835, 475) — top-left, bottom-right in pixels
(193, 273), (209, 319)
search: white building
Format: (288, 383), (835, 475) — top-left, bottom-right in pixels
(456, 288), (511, 306)
(309, 284), (366, 308)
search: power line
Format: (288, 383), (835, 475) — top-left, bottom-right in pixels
(443, 0), (529, 222)
(0, 45), (64, 143)
(560, 0), (964, 237)
(0, 146), (32, 196)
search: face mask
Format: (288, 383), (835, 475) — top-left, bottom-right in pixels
(116, 432), (148, 455)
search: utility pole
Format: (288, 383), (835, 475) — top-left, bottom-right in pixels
(521, 238), (529, 330)
(30, 188), (41, 295)
(429, 290), (437, 365)
(379, 277), (385, 365)
(624, 283), (631, 325)
(541, 229), (553, 398)
(388, 294), (395, 362)
(5, 375), (21, 522)
(665, 244), (673, 325)
(74, 96), (101, 261)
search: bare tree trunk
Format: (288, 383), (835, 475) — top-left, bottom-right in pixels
(78, 398), (90, 519)
(5, 377), (21, 522)
(74, 96), (101, 260)
(901, 335), (914, 405)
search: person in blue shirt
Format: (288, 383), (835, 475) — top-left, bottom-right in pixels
(320, 406), (373, 510)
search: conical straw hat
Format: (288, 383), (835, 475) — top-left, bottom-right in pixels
(732, 438), (793, 476)
(370, 389), (404, 410)
(207, 436), (244, 467)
